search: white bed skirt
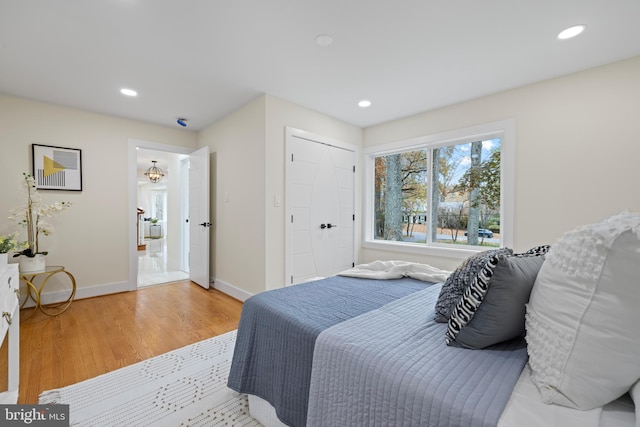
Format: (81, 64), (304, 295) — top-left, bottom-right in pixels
(248, 365), (636, 427)
(248, 394), (288, 427)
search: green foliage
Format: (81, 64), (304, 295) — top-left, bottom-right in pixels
(0, 232), (26, 254)
(455, 148), (501, 211)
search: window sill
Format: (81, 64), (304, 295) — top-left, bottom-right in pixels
(362, 239), (482, 260)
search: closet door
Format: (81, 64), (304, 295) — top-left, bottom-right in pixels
(286, 132), (355, 285)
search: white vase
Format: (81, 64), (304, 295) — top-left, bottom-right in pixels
(19, 254), (46, 273)
(0, 253), (7, 267)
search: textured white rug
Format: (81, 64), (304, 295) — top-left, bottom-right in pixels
(39, 330), (261, 427)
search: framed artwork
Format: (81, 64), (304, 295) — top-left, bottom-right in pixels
(32, 144), (83, 191)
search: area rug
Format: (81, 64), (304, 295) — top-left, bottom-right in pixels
(39, 330), (261, 426)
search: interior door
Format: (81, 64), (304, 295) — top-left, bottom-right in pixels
(288, 135), (355, 285)
(188, 146), (210, 289)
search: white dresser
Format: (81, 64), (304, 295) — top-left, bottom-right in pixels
(0, 263), (19, 404)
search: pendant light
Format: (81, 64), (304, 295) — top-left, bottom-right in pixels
(144, 160), (164, 183)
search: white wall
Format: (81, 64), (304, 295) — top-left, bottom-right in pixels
(198, 96), (267, 296)
(361, 55), (640, 270)
(0, 95), (197, 297)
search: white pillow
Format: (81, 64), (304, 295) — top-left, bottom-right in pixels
(631, 381), (640, 427)
(525, 212), (640, 410)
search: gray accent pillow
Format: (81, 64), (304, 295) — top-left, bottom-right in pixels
(433, 247), (513, 323)
(446, 254), (545, 349)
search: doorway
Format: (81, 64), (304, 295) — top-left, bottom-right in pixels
(128, 139), (200, 291)
(136, 148), (189, 287)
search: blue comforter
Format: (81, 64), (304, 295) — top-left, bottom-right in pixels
(307, 284), (528, 427)
(227, 276), (528, 427)
(227, 275), (429, 427)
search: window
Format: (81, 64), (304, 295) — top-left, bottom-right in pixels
(364, 121), (514, 258)
(151, 190), (166, 221)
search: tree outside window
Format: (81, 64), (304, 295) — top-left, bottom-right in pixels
(373, 139), (501, 248)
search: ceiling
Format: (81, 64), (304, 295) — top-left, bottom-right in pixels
(1, 1), (640, 132)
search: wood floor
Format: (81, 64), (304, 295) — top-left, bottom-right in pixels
(0, 280), (243, 404)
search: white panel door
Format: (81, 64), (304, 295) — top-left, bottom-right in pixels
(288, 136), (354, 285)
(189, 146), (210, 289)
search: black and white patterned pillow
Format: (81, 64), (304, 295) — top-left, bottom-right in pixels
(445, 245), (550, 348)
(522, 245), (551, 257)
(433, 247), (513, 323)
(445, 254), (502, 343)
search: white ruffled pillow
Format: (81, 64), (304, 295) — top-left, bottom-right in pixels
(525, 212), (640, 410)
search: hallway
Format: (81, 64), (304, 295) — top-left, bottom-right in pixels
(137, 237), (188, 287)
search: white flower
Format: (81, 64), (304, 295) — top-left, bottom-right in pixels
(9, 173), (72, 256)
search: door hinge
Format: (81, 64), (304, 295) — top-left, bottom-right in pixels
(291, 276), (293, 284)
(291, 215), (294, 223)
(291, 154), (294, 162)
(352, 262), (355, 268)
(353, 214), (355, 221)
(353, 165), (355, 173)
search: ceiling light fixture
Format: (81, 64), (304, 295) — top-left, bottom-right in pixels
(144, 160), (164, 183)
(120, 88), (138, 97)
(358, 100), (372, 108)
(315, 34), (333, 47)
(558, 25), (586, 40)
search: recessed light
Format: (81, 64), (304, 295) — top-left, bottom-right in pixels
(315, 34), (333, 47)
(358, 100), (372, 108)
(120, 88), (138, 97)
(558, 25), (586, 40)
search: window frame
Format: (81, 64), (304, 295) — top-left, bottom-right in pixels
(363, 120), (515, 260)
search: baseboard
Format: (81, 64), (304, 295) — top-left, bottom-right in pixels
(21, 280), (131, 308)
(22, 277), (252, 308)
(212, 278), (253, 302)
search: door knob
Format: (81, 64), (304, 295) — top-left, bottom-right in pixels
(199, 222), (211, 227)
(320, 223), (337, 229)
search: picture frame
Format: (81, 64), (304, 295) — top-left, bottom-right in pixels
(32, 144), (83, 191)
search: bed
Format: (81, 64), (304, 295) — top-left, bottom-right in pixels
(228, 213), (640, 427)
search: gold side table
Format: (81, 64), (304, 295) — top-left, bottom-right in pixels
(20, 266), (76, 317)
